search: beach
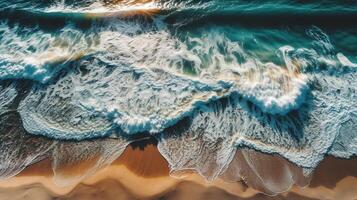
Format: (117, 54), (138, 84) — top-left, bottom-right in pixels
(0, 140), (356, 200)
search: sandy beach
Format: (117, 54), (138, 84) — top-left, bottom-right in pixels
(0, 139), (356, 200)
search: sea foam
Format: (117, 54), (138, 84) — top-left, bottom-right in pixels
(0, 23), (96, 83)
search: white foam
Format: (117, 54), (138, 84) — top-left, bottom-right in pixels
(11, 20), (356, 178)
(0, 83), (17, 113)
(0, 23), (95, 83)
(337, 53), (357, 68)
(157, 69), (356, 179)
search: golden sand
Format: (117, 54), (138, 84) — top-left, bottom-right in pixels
(0, 141), (356, 200)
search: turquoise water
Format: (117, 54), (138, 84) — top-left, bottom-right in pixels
(0, 0), (356, 193)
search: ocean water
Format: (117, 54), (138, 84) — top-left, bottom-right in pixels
(0, 0), (356, 194)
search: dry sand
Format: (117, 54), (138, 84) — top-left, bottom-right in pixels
(0, 140), (356, 200)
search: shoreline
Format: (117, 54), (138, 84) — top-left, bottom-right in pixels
(0, 141), (356, 200)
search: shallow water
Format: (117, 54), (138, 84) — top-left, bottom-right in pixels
(0, 0), (356, 194)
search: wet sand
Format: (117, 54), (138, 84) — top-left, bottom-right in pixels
(0, 140), (356, 200)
